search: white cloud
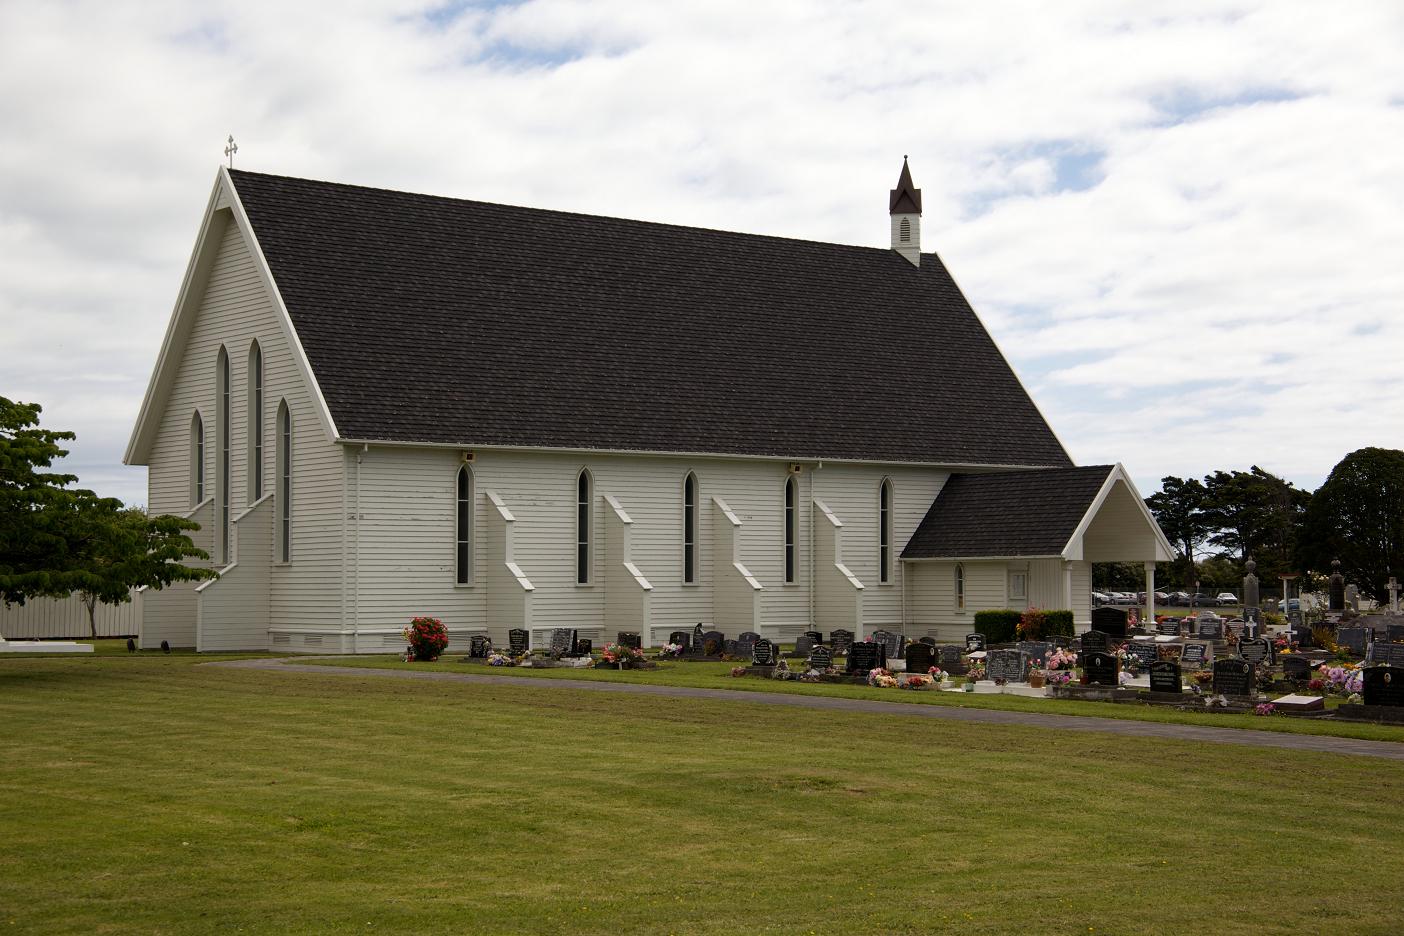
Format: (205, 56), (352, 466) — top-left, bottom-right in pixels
(0, 0), (1400, 506)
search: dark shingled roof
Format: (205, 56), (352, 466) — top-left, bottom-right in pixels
(230, 170), (1070, 466)
(901, 465), (1115, 558)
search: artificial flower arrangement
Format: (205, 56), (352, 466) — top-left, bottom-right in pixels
(1114, 644), (1141, 674)
(658, 642), (685, 660)
(1316, 663), (1362, 695)
(402, 616), (449, 662)
(1273, 635), (1298, 653)
(486, 651), (515, 666)
(1044, 669), (1074, 687)
(1192, 669), (1214, 686)
(926, 666), (947, 682)
(868, 667), (898, 688)
(772, 659), (794, 680)
(1045, 648), (1078, 670)
(964, 660), (987, 682)
(599, 642), (647, 668)
(902, 673), (935, 690)
(1254, 703), (1277, 717)
(729, 666), (748, 677)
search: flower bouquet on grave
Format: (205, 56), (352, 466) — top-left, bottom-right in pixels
(658, 643), (685, 660)
(1192, 669), (1214, 686)
(1256, 663), (1276, 690)
(1114, 645), (1140, 674)
(1044, 669), (1073, 687)
(902, 673), (934, 690)
(402, 616), (449, 662)
(964, 660), (987, 683)
(1046, 648), (1078, 671)
(867, 667), (898, 688)
(771, 659), (794, 680)
(599, 642), (646, 668)
(1254, 703), (1277, 717)
(926, 666), (948, 686)
(487, 651), (515, 666)
(729, 666), (747, 677)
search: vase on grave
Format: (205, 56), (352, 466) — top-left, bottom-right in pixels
(1028, 671), (1046, 688)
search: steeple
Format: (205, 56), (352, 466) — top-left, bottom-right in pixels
(889, 156), (922, 267)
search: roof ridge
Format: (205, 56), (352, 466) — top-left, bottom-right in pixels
(229, 168), (919, 259)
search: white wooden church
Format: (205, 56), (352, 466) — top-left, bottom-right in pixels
(125, 159), (1173, 652)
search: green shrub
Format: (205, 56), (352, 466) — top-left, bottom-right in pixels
(1044, 610), (1074, 637)
(973, 609), (1022, 644)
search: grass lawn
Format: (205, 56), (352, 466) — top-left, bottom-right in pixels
(2, 653), (1403, 935)
(308, 654), (1404, 744)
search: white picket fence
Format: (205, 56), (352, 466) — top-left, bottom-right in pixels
(0, 591), (142, 639)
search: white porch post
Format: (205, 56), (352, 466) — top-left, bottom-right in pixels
(1144, 561), (1156, 625)
(1064, 563), (1074, 621)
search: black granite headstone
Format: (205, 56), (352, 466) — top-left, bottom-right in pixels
(617, 631), (642, 650)
(918, 636), (938, 647)
(846, 641), (884, 674)
(1091, 606), (1129, 638)
(699, 630), (726, 656)
(1388, 625), (1404, 644)
(1149, 660), (1182, 693)
(878, 631), (905, 660)
(830, 629), (854, 655)
(1157, 619), (1181, 637)
(1180, 642), (1209, 666)
(1197, 619), (1224, 641)
(1213, 658), (1255, 698)
(1127, 642), (1157, 667)
(469, 635), (491, 658)
(938, 645), (966, 675)
(1080, 630), (1110, 654)
(549, 628), (577, 658)
(751, 639), (778, 667)
(692, 624), (706, 653)
(573, 637), (592, 657)
(807, 645), (834, 671)
(1362, 666), (1404, 707)
(723, 639), (740, 657)
(1082, 650), (1119, 686)
(1367, 643), (1404, 667)
(803, 630), (823, 646)
(509, 628), (530, 655)
(965, 633), (986, 653)
(738, 630), (762, 643)
(987, 648), (1028, 682)
(1017, 641), (1053, 667)
(1239, 638), (1271, 666)
(905, 642), (936, 674)
(792, 635), (816, 659)
(1282, 656), (1313, 681)
(668, 630), (691, 651)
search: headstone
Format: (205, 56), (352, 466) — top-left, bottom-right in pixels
(507, 628), (529, 656)
(1242, 559), (1260, 610)
(1328, 560), (1346, 612)
(549, 628), (578, 658)
(803, 630), (823, 646)
(735, 634), (758, 659)
(792, 635), (816, 659)
(751, 639), (778, 667)
(1157, 619), (1181, 637)
(617, 631), (642, 650)
(1082, 650), (1119, 686)
(1242, 606), (1261, 628)
(938, 645), (967, 675)
(905, 642), (936, 674)
(1197, 618), (1224, 641)
(877, 631), (906, 660)
(987, 648), (1028, 682)
(807, 645), (833, 671)
(1388, 624), (1404, 644)
(1149, 660), (1182, 693)
(847, 640), (885, 674)
(1346, 584), (1360, 613)
(1287, 609), (1304, 632)
(830, 629), (854, 655)
(1337, 627), (1370, 657)
(1213, 658), (1255, 698)
(1281, 656), (1313, 681)
(1239, 638), (1271, 666)
(700, 630), (726, 656)
(1091, 606), (1129, 638)
(1367, 642), (1404, 667)
(965, 633), (986, 653)
(668, 630), (691, 651)
(919, 636), (938, 647)
(692, 624), (706, 653)
(1052, 635), (1072, 649)
(1226, 621), (1246, 640)
(723, 639), (740, 657)
(1127, 642), (1158, 667)
(1292, 617), (1314, 647)
(573, 637), (592, 657)
(1362, 666), (1404, 707)
(469, 635), (492, 658)
(1080, 630), (1110, 653)
(1016, 641), (1052, 667)
(1180, 642), (1209, 666)
(738, 630), (762, 643)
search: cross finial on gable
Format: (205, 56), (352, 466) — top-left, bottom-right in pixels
(224, 135), (238, 169)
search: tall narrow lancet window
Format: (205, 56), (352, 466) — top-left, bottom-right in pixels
(247, 341), (263, 501)
(783, 476), (797, 584)
(217, 347), (230, 564)
(277, 400), (291, 562)
(683, 472), (698, 584)
(955, 563), (965, 611)
(878, 478), (892, 584)
(455, 465), (474, 585)
(575, 469), (592, 585)
(190, 412), (204, 505)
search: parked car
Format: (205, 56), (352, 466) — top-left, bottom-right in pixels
(1215, 592), (1238, 604)
(1190, 593), (1218, 606)
(1154, 591), (1171, 602)
(1165, 591), (1191, 605)
(1278, 598), (1302, 612)
(1092, 592), (1111, 606)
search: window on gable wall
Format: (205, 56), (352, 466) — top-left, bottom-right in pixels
(955, 563), (965, 611)
(683, 472), (698, 584)
(1009, 570), (1027, 605)
(576, 469), (592, 584)
(783, 476), (796, 584)
(456, 465), (474, 585)
(879, 479), (892, 584)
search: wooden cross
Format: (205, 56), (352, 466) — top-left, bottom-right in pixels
(224, 135), (238, 168)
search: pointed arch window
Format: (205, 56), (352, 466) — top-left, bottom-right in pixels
(455, 465), (474, 585)
(955, 563), (966, 611)
(879, 478), (892, 584)
(576, 469), (592, 584)
(783, 476), (797, 584)
(217, 347), (230, 564)
(247, 341), (263, 501)
(277, 400), (291, 562)
(683, 472), (698, 584)
(190, 412), (204, 505)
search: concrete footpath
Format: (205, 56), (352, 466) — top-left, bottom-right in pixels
(209, 657), (1404, 762)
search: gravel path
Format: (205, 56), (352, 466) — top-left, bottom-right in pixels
(209, 657), (1404, 762)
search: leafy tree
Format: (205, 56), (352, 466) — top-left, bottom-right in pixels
(1300, 447), (1404, 600)
(1200, 466), (1308, 581)
(0, 397), (214, 626)
(1145, 476), (1208, 588)
(1092, 561), (1146, 591)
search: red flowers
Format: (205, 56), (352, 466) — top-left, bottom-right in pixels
(402, 616), (449, 662)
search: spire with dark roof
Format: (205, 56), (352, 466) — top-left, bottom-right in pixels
(889, 156), (922, 214)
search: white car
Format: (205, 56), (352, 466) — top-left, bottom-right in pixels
(1215, 592), (1238, 604)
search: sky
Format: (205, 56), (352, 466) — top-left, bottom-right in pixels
(1, 0), (1402, 508)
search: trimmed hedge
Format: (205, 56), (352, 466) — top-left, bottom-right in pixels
(1044, 610), (1074, 637)
(973, 609), (1022, 644)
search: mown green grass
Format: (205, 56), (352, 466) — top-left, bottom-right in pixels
(308, 654), (1404, 744)
(1, 654), (1402, 934)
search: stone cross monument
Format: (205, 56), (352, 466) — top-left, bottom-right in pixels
(1242, 559), (1260, 621)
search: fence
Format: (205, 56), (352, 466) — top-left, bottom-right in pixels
(0, 592), (142, 639)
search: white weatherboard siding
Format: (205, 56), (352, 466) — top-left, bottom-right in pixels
(339, 447), (948, 649)
(196, 496), (271, 651)
(905, 560), (1014, 641)
(1069, 560), (1093, 628)
(1080, 480), (1162, 561)
(140, 499), (213, 648)
(603, 495), (652, 640)
(812, 498), (864, 637)
(710, 497), (763, 633)
(142, 214), (343, 650)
